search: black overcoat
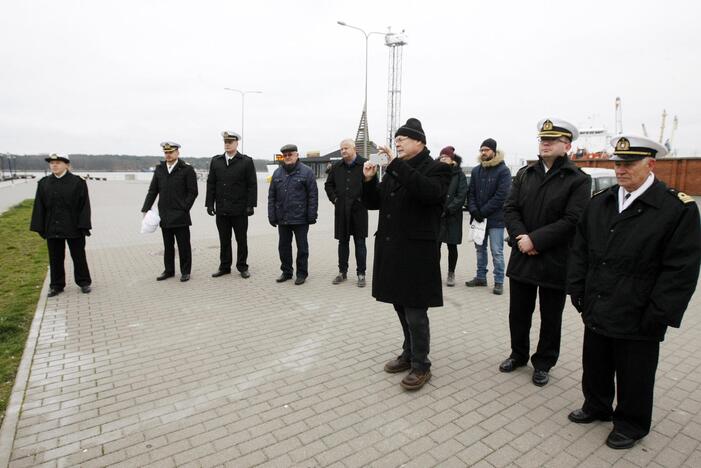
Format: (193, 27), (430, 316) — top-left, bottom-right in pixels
(205, 152), (257, 216)
(504, 156), (591, 290)
(141, 159), (198, 228)
(362, 149), (451, 308)
(324, 156), (368, 239)
(30, 172), (91, 238)
(439, 165), (468, 245)
(567, 180), (701, 341)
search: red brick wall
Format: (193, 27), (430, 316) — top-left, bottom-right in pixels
(573, 158), (701, 195)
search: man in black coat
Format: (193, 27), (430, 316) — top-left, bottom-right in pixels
(567, 135), (701, 449)
(206, 131), (257, 279)
(500, 118), (591, 387)
(362, 118), (451, 391)
(324, 139), (368, 287)
(30, 154), (92, 297)
(141, 142), (199, 282)
(268, 144), (318, 285)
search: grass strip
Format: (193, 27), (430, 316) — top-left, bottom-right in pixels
(0, 199), (47, 423)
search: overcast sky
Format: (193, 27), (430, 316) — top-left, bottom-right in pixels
(2, 0), (700, 166)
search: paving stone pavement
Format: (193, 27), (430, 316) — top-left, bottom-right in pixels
(2, 178), (701, 467)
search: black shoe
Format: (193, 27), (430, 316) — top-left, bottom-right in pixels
(180, 274), (190, 282)
(80, 285), (91, 294)
(157, 272), (174, 281)
(294, 277), (306, 285)
(332, 272), (347, 284)
(47, 288), (63, 297)
(465, 278), (487, 287)
(568, 408), (612, 424)
(606, 430), (638, 449)
(211, 270), (231, 278)
(493, 283), (504, 295)
(384, 356), (411, 373)
(498, 358), (526, 373)
(276, 274), (292, 283)
(532, 369), (549, 386)
(357, 274), (366, 288)
(240, 270), (250, 279)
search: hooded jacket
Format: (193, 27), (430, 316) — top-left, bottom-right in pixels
(466, 150), (511, 229)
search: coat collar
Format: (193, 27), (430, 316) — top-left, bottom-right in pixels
(602, 178), (665, 210)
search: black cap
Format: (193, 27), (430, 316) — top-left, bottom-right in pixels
(480, 138), (497, 152)
(395, 118), (426, 144)
(280, 144), (298, 153)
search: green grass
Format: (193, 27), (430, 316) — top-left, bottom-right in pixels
(0, 199), (47, 423)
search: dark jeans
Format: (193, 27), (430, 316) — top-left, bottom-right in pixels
(394, 304), (431, 372)
(440, 243), (458, 273)
(508, 278), (566, 371)
(162, 226), (191, 275)
(278, 224), (309, 278)
(338, 235), (366, 274)
(216, 214), (248, 272)
(47, 237), (92, 290)
(581, 327), (659, 439)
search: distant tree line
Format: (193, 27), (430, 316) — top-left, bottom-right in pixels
(6, 154), (274, 172)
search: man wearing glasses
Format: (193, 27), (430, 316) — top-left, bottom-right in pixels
(206, 131), (257, 279)
(141, 142), (199, 282)
(268, 144), (318, 285)
(499, 119), (591, 387)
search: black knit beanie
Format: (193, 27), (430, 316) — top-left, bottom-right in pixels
(480, 138), (497, 153)
(395, 118), (426, 144)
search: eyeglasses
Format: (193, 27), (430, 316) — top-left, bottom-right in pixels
(282, 152), (296, 156)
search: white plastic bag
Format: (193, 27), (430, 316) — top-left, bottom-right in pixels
(470, 219), (487, 246)
(140, 207), (160, 234)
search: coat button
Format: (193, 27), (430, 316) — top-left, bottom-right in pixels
(387, 214), (391, 219)
(390, 193), (395, 197)
(597, 294), (601, 299)
(602, 262), (606, 266)
(385, 236), (390, 241)
(610, 228), (614, 232)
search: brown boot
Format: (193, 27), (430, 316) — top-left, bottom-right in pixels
(400, 369), (432, 390)
(384, 356), (411, 373)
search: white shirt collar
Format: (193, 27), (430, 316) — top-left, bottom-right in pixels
(54, 170), (67, 179)
(618, 172), (654, 213)
(166, 159), (178, 173)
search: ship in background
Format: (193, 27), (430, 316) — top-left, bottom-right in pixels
(571, 97), (679, 160)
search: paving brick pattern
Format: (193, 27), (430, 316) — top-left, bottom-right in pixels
(2, 179), (701, 467)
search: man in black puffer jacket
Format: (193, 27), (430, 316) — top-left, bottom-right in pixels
(500, 118), (591, 387)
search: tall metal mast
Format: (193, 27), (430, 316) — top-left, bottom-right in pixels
(385, 29), (407, 152)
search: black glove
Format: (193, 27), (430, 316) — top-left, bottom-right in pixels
(246, 207), (254, 216)
(207, 207), (216, 216)
(81, 229), (91, 237)
(473, 210), (485, 223)
(570, 294), (584, 313)
(269, 220), (277, 228)
(331, 198), (336, 205)
(309, 219), (317, 225)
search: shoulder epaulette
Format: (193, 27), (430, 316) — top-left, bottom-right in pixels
(668, 188), (695, 204)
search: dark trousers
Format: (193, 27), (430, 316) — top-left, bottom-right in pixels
(338, 235), (366, 274)
(508, 278), (566, 371)
(161, 226), (191, 274)
(394, 304), (431, 372)
(216, 214), (248, 272)
(581, 327), (659, 439)
(440, 243), (458, 273)
(47, 237), (92, 290)
(278, 224), (309, 278)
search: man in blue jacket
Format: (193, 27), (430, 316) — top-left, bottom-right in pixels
(268, 144), (318, 285)
(465, 138), (511, 295)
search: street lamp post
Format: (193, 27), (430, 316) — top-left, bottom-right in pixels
(223, 88), (262, 153)
(337, 21), (383, 160)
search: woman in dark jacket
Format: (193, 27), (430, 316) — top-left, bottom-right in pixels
(438, 146), (468, 286)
